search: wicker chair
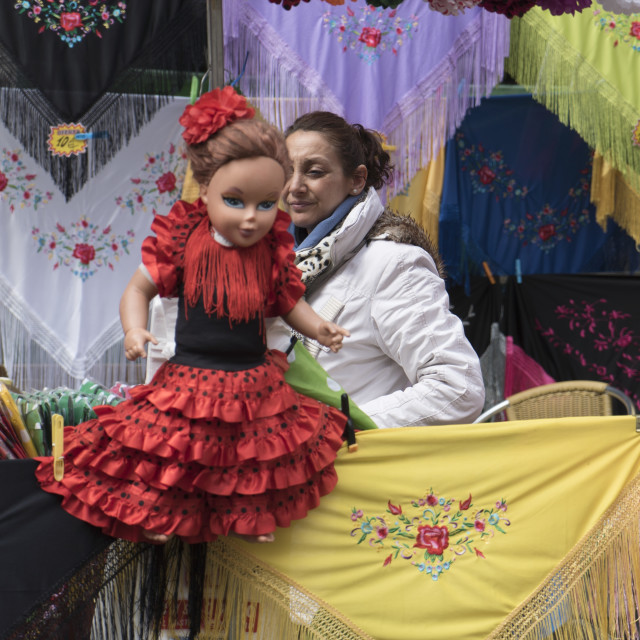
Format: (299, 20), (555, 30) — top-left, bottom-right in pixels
(473, 380), (637, 423)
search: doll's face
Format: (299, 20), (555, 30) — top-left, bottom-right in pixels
(199, 156), (285, 248)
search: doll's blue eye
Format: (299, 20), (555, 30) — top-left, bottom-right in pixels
(257, 200), (276, 211)
(223, 196), (243, 208)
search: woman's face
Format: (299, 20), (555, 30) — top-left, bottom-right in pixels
(283, 130), (366, 230)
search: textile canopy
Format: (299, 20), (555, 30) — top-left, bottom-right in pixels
(223, 0), (510, 194)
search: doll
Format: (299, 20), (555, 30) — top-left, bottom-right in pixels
(34, 86), (350, 544)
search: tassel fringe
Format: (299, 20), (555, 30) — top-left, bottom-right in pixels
(0, 295), (145, 392)
(0, 0), (206, 201)
(489, 469), (640, 640)
(506, 9), (640, 198)
(224, 3), (510, 199)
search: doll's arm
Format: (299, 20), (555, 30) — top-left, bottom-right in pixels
(119, 268), (160, 361)
(282, 299), (349, 353)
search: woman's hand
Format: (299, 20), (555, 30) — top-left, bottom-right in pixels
(316, 321), (350, 353)
(124, 328), (158, 361)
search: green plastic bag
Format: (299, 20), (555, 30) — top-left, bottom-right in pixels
(282, 339), (378, 431)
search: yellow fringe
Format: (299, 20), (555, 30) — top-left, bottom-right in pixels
(162, 537), (375, 640)
(506, 8), (640, 194)
(591, 152), (640, 247)
(488, 469), (640, 640)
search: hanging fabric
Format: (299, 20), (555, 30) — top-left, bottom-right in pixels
(0, 0), (207, 200)
(504, 274), (640, 409)
(222, 0), (510, 197)
(0, 98), (190, 391)
(439, 94), (640, 289)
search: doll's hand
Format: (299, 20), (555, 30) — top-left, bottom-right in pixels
(124, 328), (158, 361)
(317, 322), (350, 353)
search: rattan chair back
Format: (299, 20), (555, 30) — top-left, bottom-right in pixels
(474, 380), (636, 423)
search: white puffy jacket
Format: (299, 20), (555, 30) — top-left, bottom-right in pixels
(267, 187), (485, 428)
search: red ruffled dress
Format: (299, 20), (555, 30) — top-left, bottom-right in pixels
(35, 200), (347, 543)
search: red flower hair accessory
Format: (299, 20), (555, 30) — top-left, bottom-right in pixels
(179, 86), (255, 145)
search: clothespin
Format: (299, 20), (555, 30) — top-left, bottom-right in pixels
(52, 414), (64, 481)
(482, 261), (496, 285)
(515, 259), (522, 284)
(341, 393), (358, 453)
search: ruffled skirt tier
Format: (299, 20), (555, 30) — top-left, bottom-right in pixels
(35, 351), (346, 543)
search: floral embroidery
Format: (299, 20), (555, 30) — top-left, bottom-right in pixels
(32, 217), (135, 282)
(592, 4), (640, 51)
(536, 300), (640, 409)
(323, 5), (418, 64)
(503, 163), (592, 252)
(0, 148), (53, 212)
(456, 132), (528, 200)
(115, 143), (187, 216)
(14, 1), (127, 48)
(350, 490), (510, 581)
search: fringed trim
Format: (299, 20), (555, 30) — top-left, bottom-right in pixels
(183, 219), (271, 324)
(383, 10), (510, 197)
(162, 537), (376, 640)
(591, 152), (640, 248)
(506, 8), (640, 197)
(488, 468), (640, 640)
(0, 0), (206, 201)
(0, 286), (144, 391)
(223, 1), (345, 131)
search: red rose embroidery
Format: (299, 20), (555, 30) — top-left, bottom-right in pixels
(477, 165), (496, 185)
(72, 243), (96, 265)
(426, 494), (438, 506)
(538, 224), (556, 241)
(156, 172), (177, 194)
(414, 525), (449, 555)
(459, 494), (472, 511)
(0, 172), (7, 192)
(630, 21), (640, 39)
(60, 12), (83, 32)
(359, 27), (382, 48)
(179, 86), (255, 145)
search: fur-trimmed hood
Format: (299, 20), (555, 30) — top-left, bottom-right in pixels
(367, 209), (446, 278)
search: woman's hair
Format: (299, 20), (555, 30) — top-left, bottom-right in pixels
(186, 118), (291, 187)
(284, 111), (394, 190)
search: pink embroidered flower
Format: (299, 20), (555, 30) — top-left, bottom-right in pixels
(474, 519), (485, 532)
(156, 172), (177, 194)
(426, 494), (438, 506)
(376, 526), (389, 540)
(359, 27), (382, 48)
(477, 165), (496, 185)
(631, 21), (640, 38)
(72, 243), (96, 265)
(60, 12), (83, 32)
(414, 525), (449, 555)
(0, 172), (7, 192)
(538, 224), (556, 241)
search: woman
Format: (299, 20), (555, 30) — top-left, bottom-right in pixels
(267, 111), (484, 428)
